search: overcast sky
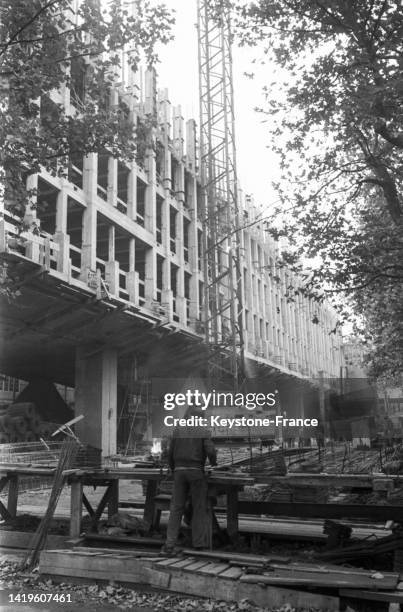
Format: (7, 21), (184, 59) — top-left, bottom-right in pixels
(153, 0), (280, 209)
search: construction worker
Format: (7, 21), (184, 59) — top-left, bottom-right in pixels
(162, 406), (217, 554)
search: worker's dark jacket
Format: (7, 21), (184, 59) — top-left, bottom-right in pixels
(167, 427), (217, 471)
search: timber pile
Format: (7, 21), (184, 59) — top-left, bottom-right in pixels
(39, 546), (403, 610)
(319, 529), (403, 563)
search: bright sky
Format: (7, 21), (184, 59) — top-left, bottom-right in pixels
(153, 0), (280, 208)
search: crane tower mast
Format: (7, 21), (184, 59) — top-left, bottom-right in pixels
(197, 0), (244, 391)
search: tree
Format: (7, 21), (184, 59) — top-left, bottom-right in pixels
(0, 0), (174, 216)
(225, 0), (403, 379)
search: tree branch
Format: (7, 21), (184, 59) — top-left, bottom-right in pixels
(0, 0), (63, 58)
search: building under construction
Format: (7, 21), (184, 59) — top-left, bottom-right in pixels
(0, 3), (343, 456)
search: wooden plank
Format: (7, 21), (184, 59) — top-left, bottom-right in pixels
(253, 473), (394, 489)
(83, 533), (164, 546)
(226, 486), (238, 540)
(70, 479), (83, 539)
(143, 566), (171, 588)
(0, 531), (68, 550)
(197, 562), (230, 576)
(237, 501), (403, 522)
(107, 479), (119, 519)
(340, 589), (403, 604)
(91, 482), (115, 528)
(156, 557), (184, 567)
(7, 475), (18, 518)
(40, 564), (147, 584)
(143, 479), (158, 527)
(82, 493), (95, 518)
(72, 546), (160, 557)
(167, 569), (339, 611)
(0, 499), (12, 521)
(218, 566), (244, 580)
(180, 560), (212, 572)
(40, 551), (154, 574)
(182, 548), (290, 564)
(240, 573), (398, 590)
(167, 558), (198, 570)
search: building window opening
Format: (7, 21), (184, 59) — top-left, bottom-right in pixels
(67, 197), (83, 278)
(171, 263), (179, 321)
(156, 195), (163, 244)
(170, 206), (177, 254)
(95, 213), (110, 279)
(184, 170), (192, 208)
(183, 217), (190, 263)
(155, 141), (164, 182)
(68, 152), (83, 189)
(171, 156), (179, 194)
(115, 226), (130, 300)
(156, 255), (164, 303)
(36, 178), (57, 236)
(135, 246), (146, 306)
(197, 230), (203, 271)
(97, 151), (109, 201)
(184, 272), (191, 324)
(117, 161), (129, 214)
(136, 177), (146, 227)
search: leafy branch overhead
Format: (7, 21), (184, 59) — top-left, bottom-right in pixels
(225, 0), (403, 379)
(0, 0), (174, 214)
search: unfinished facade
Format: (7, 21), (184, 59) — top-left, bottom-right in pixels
(0, 57), (343, 453)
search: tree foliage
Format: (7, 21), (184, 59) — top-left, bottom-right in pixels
(226, 0), (403, 379)
(0, 0), (174, 215)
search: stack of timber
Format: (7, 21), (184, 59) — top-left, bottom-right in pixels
(39, 547), (403, 611)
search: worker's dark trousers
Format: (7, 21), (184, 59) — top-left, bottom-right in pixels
(166, 468), (208, 548)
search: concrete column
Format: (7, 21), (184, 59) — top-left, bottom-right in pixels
(107, 157), (118, 207)
(83, 153), (97, 200)
(106, 261), (119, 296)
(127, 162), (137, 221)
(127, 240), (138, 303)
(186, 119), (197, 174)
(80, 203), (97, 281)
(75, 346), (118, 456)
(24, 175), (40, 262)
(81, 154), (97, 281)
(54, 231), (70, 275)
(56, 189), (68, 234)
(145, 247), (156, 304)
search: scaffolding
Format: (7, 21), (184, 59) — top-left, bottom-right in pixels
(197, 0), (244, 391)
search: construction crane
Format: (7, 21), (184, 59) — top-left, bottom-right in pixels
(197, 0), (245, 393)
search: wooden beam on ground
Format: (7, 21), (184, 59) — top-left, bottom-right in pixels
(70, 479), (83, 538)
(7, 474), (18, 518)
(236, 501), (403, 522)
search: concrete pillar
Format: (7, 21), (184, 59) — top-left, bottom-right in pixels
(186, 119), (197, 173)
(81, 154), (97, 281)
(75, 347), (118, 456)
(127, 162), (137, 221)
(56, 189), (67, 234)
(145, 247), (156, 303)
(107, 157), (118, 207)
(106, 261), (119, 296)
(80, 203), (97, 281)
(54, 231), (70, 275)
